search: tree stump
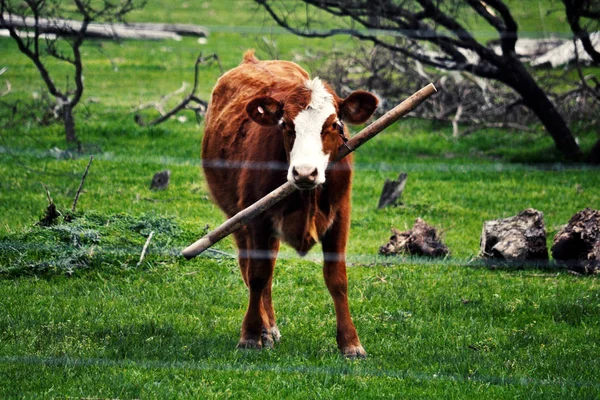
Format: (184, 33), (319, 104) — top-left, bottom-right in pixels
(379, 218), (449, 257)
(551, 208), (600, 274)
(378, 172), (407, 208)
(479, 208), (548, 260)
(37, 203), (60, 227)
(150, 170), (171, 190)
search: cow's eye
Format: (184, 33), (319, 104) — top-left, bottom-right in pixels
(332, 121), (338, 130)
(278, 120), (286, 130)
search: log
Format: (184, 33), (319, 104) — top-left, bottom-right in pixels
(379, 218), (449, 257)
(479, 208), (548, 260)
(1, 13), (209, 40)
(377, 172), (407, 209)
(551, 208), (600, 274)
(182, 83), (438, 259)
(124, 22), (209, 38)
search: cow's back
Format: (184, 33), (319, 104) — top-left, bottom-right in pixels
(206, 51), (308, 137)
(202, 51), (309, 217)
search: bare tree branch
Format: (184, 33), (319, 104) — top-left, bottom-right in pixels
(481, 0), (519, 55)
(573, 39), (600, 102)
(255, 0), (584, 160)
(72, 155), (94, 213)
(135, 53), (221, 127)
(256, 0), (496, 74)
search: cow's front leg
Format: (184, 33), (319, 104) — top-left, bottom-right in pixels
(234, 230), (280, 343)
(238, 229), (279, 350)
(261, 274), (281, 343)
(321, 212), (366, 358)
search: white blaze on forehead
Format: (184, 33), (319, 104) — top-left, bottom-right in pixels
(288, 77), (336, 185)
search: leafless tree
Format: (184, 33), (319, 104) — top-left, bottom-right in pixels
(255, 0), (584, 160)
(562, 0), (600, 64)
(304, 43), (598, 139)
(0, 0), (145, 144)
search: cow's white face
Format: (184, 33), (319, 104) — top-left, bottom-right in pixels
(287, 78), (336, 189)
(246, 77), (379, 191)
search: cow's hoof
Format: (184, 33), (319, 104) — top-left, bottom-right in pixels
(341, 345), (367, 359)
(237, 338), (262, 350)
(261, 328), (274, 349)
(270, 325), (282, 342)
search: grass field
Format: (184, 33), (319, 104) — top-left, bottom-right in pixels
(1, 1), (600, 398)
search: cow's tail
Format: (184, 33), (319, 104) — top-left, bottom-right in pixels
(242, 49), (259, 64)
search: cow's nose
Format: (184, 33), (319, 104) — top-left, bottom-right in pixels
(292, 165), (318, 188)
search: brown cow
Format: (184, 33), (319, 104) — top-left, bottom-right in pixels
(202, 50), (378, 357)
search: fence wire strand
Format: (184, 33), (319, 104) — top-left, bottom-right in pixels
(1, 355), (599, 390)
(2, 145), (599, 173)
(1, 145), (599, 273)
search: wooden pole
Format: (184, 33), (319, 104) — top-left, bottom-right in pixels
(182, 83), (437, 260)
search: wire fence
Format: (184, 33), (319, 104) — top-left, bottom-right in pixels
(3, 145), (599, 173)
(1, 239), (593, 274)
(1, 142), (599, 274)
(2, 354), (600, 390)
(1, 7), (599, 393)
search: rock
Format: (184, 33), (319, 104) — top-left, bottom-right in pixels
(150, 170), (171, 190)
(480, 208), (548, 260)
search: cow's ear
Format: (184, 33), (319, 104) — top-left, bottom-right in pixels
(246, 96), (284, 126)
(340, 91), (378, 124)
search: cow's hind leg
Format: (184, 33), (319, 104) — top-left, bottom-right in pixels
(321, 212), (366, 358)
(237, 227), (280, 349)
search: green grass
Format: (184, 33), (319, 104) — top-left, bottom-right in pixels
(1, 1), (600, 398)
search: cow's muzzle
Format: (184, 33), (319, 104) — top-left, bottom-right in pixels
(291, 164), (319, 190)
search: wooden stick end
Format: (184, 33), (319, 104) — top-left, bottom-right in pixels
(182, 236), (212, 260)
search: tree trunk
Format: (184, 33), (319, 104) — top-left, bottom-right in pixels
(587, 138), (600, 164)
(499, 59), (582, 160)
(63, 104), (78, 143)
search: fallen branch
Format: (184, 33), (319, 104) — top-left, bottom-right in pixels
(182, 83), (438, 260)
(137, 231), (154, 267)
(123, 22), (209, 38)
(72, 155), (94, 213)
(135, 53), (221, 126)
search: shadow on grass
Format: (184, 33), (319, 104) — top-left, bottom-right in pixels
(468, 258), (599, 275)
(92, 321), (238, 361)
(366, 254), (598, 275)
